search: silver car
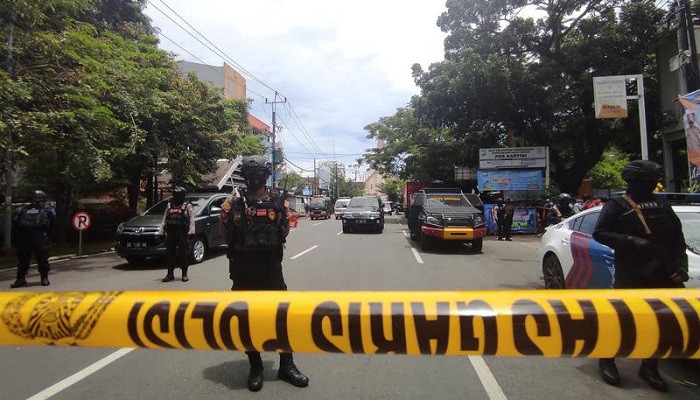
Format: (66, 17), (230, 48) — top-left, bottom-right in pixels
(115, 193), (229, 265)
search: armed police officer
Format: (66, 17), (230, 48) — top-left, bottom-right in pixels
(11, 190), (55, 288)
(161, 187), (195, 282)
(592, 160), (688, 392)
(219, 155), (309, 392)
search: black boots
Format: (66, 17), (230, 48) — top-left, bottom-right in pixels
(599, 358), (667, 392)
(162, 270), (175, 282)
(639, 359), (667, 392)
(40, 274), (50, 286)
(598, 358), (620, 386)
(278, 353), (309, 388)
(10, 278), (27, 288)
(246, 352), (264, 392)
(181, 267), (189, 282)
(244, 352), (309, 392)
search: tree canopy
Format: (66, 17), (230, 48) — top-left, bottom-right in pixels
(363, 0), (669, 192)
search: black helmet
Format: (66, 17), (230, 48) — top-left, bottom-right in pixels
(240, 155), (272, 190)
(621, 160), (663, 184)
(172, 186), (186, 205)
(32, 190), (47, 199)
(557, 193), (574, 205)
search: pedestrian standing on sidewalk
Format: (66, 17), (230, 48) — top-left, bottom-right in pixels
(11, 190), (55, 288)
(502, 198), (515, 241)
(161, 186), (195, 282)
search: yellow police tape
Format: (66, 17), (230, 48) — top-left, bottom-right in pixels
(0, 289), (698, 358)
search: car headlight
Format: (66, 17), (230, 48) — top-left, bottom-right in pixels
(425, 215), (442, 226)
(116, 223), (125, 234)
(473, 214), (484, 226)
(370, 212), (381, 218)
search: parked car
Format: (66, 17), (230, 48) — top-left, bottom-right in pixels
(383, 202), (393, 216)
(539, 205), (700, 289)
(342, 196), (384, 233)
(334, 198), (351, 220)
(393, 202), (404, 213)
(407, 188), (486, 252)
(115, 192), (229, 265)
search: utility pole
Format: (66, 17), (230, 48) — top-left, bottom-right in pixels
(4, 15), (14, 249)
(313, 158), (316, 196)
(265, 92), (287, 189)
(675, 0), (700, 91)
(682, 0), (700, 91)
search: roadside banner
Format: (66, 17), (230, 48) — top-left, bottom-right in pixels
(477, 170), (543, 191)
(0, 290), (697, 359)
(593, 76), (628, 118)
(483, 205), (538, 234)
(679, 90), (700, 192)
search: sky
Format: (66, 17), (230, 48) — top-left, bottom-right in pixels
(143, 0), (447, 178)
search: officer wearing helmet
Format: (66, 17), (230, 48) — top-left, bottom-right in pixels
(592, 160), (688, 392)
(11, 190), (55, 288)
(553, 193), (575, 220)
(219, 155), (308, 392)
(160, 186), (195, 282)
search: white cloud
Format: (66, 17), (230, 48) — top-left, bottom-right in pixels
(145, 0), (446, 176)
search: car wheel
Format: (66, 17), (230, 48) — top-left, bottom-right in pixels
(420, 231), (433, 251)
(469, 238), (483, 253)
(190, 236), (207, 264)
(543, 254), (566, 289)
(125, 256), (146, 266)
(410, 226), (418, 240)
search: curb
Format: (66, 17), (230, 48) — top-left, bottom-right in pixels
(0, 250), (117, 272)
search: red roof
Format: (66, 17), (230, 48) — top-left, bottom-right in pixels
(248, 114), (270, 136)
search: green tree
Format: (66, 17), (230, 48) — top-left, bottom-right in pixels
(586, 148), (630, 189)
(377, 178), (404, 202)
(364, 0), (668, 191)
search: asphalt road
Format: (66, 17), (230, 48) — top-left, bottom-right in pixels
(0, 214), (697, 400)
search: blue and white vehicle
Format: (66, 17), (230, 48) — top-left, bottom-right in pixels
(539, 205), (700, 289)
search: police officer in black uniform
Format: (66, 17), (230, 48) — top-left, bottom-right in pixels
(11, 190), (55, 288)
(220, 155), (309, 392)
(161, 187), (195, 282)
(592, 160), (688, 392)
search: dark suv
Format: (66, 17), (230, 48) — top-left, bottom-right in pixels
(407, 188), (486, 251)
(341, 196), (384, 233)
(115, 192), (229, 265)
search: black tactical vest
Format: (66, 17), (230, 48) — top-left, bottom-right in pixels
(166, 203), (189, 228)
(18, 206), (51, 229)
(230, 194), (284, 250)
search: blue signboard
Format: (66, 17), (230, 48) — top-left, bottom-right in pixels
(477, 170), (543, 191)
(483, 204), (538, 234)
(302, 188), (311, 196)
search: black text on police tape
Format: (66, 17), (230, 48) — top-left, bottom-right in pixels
(126, 298), (700, 357)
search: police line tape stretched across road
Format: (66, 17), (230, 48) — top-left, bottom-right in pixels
(0, 289), (698, 359)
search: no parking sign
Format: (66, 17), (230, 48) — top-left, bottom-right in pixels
(72, 211), (91, 231)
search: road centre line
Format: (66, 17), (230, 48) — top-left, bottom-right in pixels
(411, 248), (424, 264)
(402, 229), (409, 237)
(336, 231), (343, 235)
(468, 356), (508, 400)
(312, 222), (322, 226)
(290, 245), (319, 260)
(26, 348), (134, 400)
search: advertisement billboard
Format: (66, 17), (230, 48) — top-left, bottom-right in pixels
(593, 76), (628, 119)
(477, 170), (543, 191)
(478, 147), (546, 169)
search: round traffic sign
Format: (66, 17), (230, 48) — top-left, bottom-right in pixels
(72, 211), (91, 231)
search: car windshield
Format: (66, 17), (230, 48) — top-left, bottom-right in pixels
(425, 194), (471, 208)
(349, 198), (379, 208)
(144, 197), (207, 216)
(335, 201), (350, 208)
(677, 211), (700, 254)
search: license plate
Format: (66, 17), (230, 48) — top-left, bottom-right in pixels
(356, 220), (366, 224)
(127, 242), (147, 248)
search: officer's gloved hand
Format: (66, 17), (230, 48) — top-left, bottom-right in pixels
(671, 268), (689, 283)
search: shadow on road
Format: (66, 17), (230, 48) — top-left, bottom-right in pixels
(203, 360), (277, 390)
(403, 236), (481, 255)
(112, 247), (229, 271)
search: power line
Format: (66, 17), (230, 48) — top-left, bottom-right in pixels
(283, 101), (329, 157)
(152, 0), (278, 94)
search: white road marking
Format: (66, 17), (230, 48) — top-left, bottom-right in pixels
(469, 356), (508, 400)
(290, 245), (319, 260)
(336, 231), (343, 235)
(411, 248), (424, 264)
(312, 222), (322, 226)
(402, 230), (409, 237)
(26, 348), (134, 400)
